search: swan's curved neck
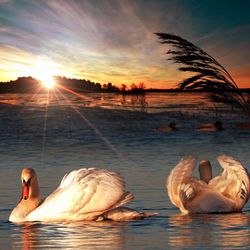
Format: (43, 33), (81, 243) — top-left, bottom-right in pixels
(9, 174), (41, 222)
(199, 160), (212, 184)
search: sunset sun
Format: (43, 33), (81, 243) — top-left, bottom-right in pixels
(32, 58), (58, 90)
(39, 74), (56, 89)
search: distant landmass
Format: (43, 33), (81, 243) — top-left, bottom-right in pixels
(0, 76), (112, 93)
(0, 76), (249, 94)
(0, 76), (152, 94)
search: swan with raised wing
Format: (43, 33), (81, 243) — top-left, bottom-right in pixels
(9, 168), (156, 223)
(167, 155), (250, 214)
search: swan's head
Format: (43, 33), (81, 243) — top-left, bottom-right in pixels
(21, 168), (37, 200)
(199, 160), (212, 184)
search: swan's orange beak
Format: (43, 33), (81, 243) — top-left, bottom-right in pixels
(22, 180), (30, 200)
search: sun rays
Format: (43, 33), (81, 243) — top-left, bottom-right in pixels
(40, 91), (49, 164)
(27, 80), (124, 163)
(54, 86), (124, 159)
(12, 53), (124, 162)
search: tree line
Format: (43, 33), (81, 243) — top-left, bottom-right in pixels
(0, 76), (146, 94)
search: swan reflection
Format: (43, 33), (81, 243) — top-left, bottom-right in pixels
(168, 213), (250, 248)
(13, 221), (127, 249)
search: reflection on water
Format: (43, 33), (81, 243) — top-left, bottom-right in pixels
(18, 223), (40, 250)
(12, 221), (127, 249)
(6, 212), (250, 249)
(168, 213), (250, 249)
(121, 94), (148, 112)
(0, 92), (215, 114)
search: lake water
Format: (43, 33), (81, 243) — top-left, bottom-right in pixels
(0, 91), (249, 249)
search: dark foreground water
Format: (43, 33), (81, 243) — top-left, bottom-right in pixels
(0, 92), (249, 249)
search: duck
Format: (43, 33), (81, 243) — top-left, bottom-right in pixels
(156, 122), (178, 132)
(197, 121), (224, 132)
(166, 155), (250, 214)
(235, 122), (250, 129)
(9, 168), (157, 223)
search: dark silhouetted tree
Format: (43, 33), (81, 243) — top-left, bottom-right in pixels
(155, 33), (250, 116)
(138, 82), (145, 90)
(120, 84), (127, 93)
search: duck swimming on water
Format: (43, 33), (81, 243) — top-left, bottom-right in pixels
(197, 121), (224, 132)
(156, 122), (178, 132)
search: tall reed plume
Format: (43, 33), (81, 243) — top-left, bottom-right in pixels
(155, 33), (250, 116)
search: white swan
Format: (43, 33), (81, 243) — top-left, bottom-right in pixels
(167, 155), (250, 214)
(9, 168), (156, 223)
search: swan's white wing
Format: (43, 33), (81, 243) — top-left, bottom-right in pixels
(167, 156), (199, 213)
(27, 168), (133, 222)
(209, 155), (250, 211)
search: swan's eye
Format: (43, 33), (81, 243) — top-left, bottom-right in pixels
(23, 178), (31, 186)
